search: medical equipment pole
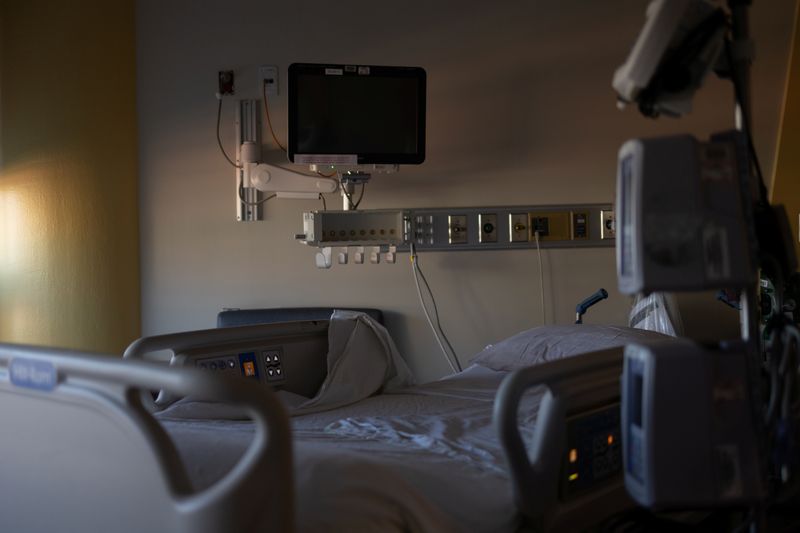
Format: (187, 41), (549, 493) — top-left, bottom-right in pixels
(729, 0), (760, 349)
(729, 5), (771, 529)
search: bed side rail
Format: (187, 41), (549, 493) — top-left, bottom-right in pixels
(493, 347), (630, 532)
(0, 343), (293, 533)
(123, 320), (329, 362)
(124, 320), (330, 406)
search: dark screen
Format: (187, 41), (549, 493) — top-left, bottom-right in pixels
(289, 65), (425, 163)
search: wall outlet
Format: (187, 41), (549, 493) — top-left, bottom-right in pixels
(601, 210), (616, 239)
(218, 70), (235, 95)
(572, 211), (589, 240)
(448, 215), (468, 244)
(479, 213), (498, 243)
(529, 211), (571, 241)
(259, 65), (279, 96)
(509, 213), (528, 243)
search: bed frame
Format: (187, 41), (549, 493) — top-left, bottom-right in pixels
(0, 343), (293, 533)
(495, 347), (632, 531)
(2, 313), (632, 533)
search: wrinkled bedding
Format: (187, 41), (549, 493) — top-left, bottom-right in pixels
(160, 365), (544, 533)
(157, 317), (646, 532)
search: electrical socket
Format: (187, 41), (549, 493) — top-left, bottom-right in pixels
(528, 211), (571, 241)
(218, 70), (235, 95)
(601, 210), (616, 239)
(448, 215), (468, 244)
(259, 65), (279, 96)
(509, 213), (529, 243)
(572, 211), (589, 240)
(479, 213), (498, 243)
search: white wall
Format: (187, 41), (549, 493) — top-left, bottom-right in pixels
(137, 0), (795, 382)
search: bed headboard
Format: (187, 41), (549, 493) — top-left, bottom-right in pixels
(217, 307), (384, 327)
(0, 343), (293, 533)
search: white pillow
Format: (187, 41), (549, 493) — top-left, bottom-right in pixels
(470, 324), (672, 372)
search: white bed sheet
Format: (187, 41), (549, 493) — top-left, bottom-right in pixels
(159, 365), (543, 533)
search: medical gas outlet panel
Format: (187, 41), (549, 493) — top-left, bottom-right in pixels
(298, 204), (615, 252)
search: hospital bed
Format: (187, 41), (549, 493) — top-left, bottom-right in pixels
(0, 312), (669, 532)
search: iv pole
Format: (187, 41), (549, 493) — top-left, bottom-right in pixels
(728, 0), (761, 350)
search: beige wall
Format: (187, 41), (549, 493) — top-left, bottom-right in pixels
(0, 1), (140, 353)
(773, 2), (800, 265)
(137, 1), (795, 381)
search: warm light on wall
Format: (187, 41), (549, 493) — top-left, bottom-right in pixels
(0, 183), (36, 341)
(0, 1), (140, 353)
(0, 189), (26, 273)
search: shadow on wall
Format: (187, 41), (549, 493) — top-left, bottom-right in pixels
(675, 292), (742, 343)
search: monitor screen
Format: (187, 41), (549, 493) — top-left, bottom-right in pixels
(288, 63), (426, 165)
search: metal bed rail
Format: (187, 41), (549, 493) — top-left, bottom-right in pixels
(0, 343), (293, 533)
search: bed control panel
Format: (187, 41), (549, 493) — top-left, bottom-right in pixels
(194, 348), (287, 385)
(561, 403), (622, 500)
(196, 356), (237, 372)
(262, 350), (284, 382)
(173, 322), (328, 398)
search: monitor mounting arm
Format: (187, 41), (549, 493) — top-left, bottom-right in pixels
(234, 100), (338, 222)
(248, 160), (338, 198)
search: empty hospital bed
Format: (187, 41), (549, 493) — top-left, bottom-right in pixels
(1, 311), (670, 532)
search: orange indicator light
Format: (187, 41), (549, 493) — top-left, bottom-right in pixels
(569, 449), (578, 463)
(607, 435), (614, 445)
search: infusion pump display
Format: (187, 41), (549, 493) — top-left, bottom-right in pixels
(561, 404), (623, 499)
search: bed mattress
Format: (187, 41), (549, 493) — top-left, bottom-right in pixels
(159, 365), (543, 533)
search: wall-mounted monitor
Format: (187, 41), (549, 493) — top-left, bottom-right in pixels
(288, 63), (426, 166)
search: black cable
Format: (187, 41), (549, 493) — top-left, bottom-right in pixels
(341, 180), (356, 210)
(724, 38), (769, 205)
(353, 183), (366, 209)
(319, 193), (327, 211)
(216, 98), (242, 169)
(237, 181), (275, 206)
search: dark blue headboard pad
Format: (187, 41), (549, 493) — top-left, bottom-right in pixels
(216, 307), (385, 328)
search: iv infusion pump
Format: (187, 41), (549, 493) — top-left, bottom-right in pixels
(613, 0), (799, 519)
(616, 131), (755, 296)
(616, 132), (768, 510)
(622, 340), (765, 508)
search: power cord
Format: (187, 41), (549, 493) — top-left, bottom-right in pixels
(410, 243), (462, 374)
(354, 182), (366, 208)
(262, 81), (287, 153)
(216, 96), (243, 169)
(341, 182), (366, 210)
(534, 231), (546, 325)
(238, 181), (276, 206)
